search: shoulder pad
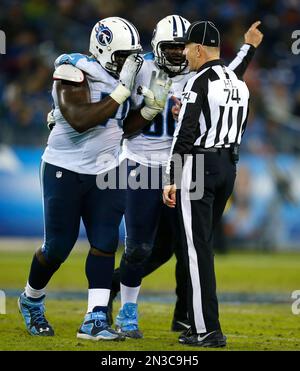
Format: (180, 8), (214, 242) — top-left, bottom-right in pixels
(53, 64), (84, 83)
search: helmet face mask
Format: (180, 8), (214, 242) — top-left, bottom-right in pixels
(89, 17), (142, 77)
(159, 42), (186, 72)
(152, 15), (190, 75)
(109, 50), (140, 75)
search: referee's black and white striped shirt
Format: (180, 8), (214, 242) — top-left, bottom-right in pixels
(167, 58), (249, 182)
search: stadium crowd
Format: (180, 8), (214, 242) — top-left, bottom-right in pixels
(0, 0), (299, 150)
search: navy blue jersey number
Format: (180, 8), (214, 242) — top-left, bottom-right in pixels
(142, 98), (176, 137)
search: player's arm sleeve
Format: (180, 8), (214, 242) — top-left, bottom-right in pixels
(227, 44), (256, 79)
(166, 77), (207, 185)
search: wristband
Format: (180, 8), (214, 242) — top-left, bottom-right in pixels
(110, 84), (131, 105)
(140, 106), (160, 121)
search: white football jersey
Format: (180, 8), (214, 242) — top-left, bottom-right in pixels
(122, 44), (254, 168)
(121, 53), (193, 168)
(42, 53), (130, 175)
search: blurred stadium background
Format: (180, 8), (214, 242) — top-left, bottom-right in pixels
(1, 0), (300, 249)
(0, 0), (300, 351)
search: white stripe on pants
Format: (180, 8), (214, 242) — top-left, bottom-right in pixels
(180, 155), (207, 333)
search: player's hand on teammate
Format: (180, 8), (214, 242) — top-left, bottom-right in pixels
(171, 96), (181, 121)
(163, 184), (177, 208)
(119, 53), (144, 91)
(147, 70), (172, 109)
(244, 21), (263, 48)
(140, 70), (172, 121)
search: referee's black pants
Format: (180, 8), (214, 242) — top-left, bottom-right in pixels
(176, 149), (236, 334)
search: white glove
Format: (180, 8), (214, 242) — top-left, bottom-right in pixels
(110, 54), (143, 105)
(47, 109), (55, 131)
(140, 70), (172, 121)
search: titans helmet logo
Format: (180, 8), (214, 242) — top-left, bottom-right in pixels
(96, 23), (113, 46)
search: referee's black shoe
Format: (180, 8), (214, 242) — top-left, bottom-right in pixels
(179, 328), (226, 348)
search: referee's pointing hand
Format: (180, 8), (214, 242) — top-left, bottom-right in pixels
(244, 21), (264, 48)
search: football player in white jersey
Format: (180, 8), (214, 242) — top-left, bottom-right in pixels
(111, 16), (263, 338)
(18, 17), (171, 341)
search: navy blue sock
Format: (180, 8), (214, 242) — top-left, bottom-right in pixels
(120, 254), (143, 287)
(28, 253), (60, 290)
(111, 267), (121, 294)
(85, 251), (115, 289)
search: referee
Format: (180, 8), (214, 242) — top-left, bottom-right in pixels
(163, 20), (257, 347)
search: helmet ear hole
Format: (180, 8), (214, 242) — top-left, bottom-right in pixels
(96, 46), (103, 54)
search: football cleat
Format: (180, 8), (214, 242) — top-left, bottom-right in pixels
(115, 303), (143, 339)
(18, 292), (54, 336)
(178, 326), (192, 342)
(179, 329), (227, 348)
(77, 311), (125, 341)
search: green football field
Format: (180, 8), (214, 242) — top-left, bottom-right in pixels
(0, 239), (300, 351)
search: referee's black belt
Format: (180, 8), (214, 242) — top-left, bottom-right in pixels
(192, 145), (240, 163)
(192, 146), (231, 153)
